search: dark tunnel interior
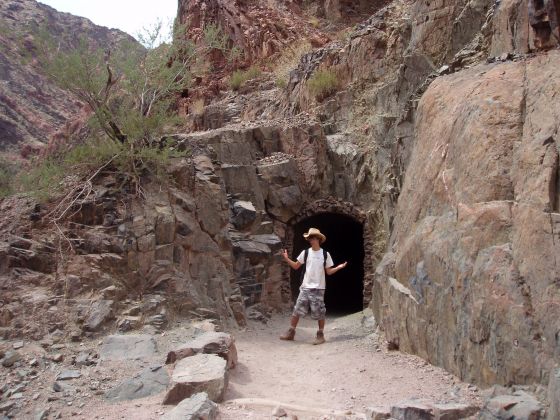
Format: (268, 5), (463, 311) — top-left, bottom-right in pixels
(290, 213), (365, 315)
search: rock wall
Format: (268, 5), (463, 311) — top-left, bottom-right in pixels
(372, 52), (560, 386)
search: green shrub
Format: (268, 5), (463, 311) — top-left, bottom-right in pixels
(0, 159), (16, 198)
(275, 77), (287, 89)
(229, 66), (262, 91)
(18, 138), (183, 201)
(307, 69), (340, 101)
(271, 40), (312, 90)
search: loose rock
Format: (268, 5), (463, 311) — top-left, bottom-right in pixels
(162, 392), (218, 420)
(1, 350), (21, 367)
(166, 331), (237, 369)
(56, 370), (81, 380)
(99, 335), (157, 362)
(163, 353), (228, 404)
(105, 365), (170, 401)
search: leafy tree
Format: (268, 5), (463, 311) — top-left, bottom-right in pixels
(33, 21), (236, 146)
(12, 21), (239, 201)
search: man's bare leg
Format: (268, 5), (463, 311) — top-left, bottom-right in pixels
(318, 319), (325, 331)
(291, 315), (300, 328)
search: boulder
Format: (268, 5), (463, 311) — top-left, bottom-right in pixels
(100, 335), (157, 362)
(373, 51), (560, 386)
(365, 406), (391, 420)
(166, 332), (237, 369)
(163, 353), (228, 404)
(433, 402), (479, 419)
(1, 350), (21, 367)
(106, 365), (170, 401)
(480, 391), (543, 419)
(390, 399), (434, 419)
(83, 300), (115, 332)
(162, 392), (217, 420)
(231, 201), (257, 229)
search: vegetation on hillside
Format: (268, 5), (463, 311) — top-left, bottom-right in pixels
(229, 66), (262, 90)
(4, 21), (238, 201)
(307, 68), (340, 101)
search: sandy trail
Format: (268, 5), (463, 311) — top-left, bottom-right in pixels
(5, 310), (480, 419)
(218, 311), (480, 419)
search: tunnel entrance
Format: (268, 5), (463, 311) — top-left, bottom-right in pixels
(291, 213), (365, 314)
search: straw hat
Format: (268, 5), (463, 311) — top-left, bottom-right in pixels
(303, 227), (326, 243)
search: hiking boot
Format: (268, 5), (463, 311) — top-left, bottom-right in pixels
(313, 330), (325, 345)
(279, 327), (295, 341)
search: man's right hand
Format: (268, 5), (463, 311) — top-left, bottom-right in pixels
(281, 249), (289, 260)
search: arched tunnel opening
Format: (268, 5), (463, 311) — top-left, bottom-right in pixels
(291, 213), (365, 315)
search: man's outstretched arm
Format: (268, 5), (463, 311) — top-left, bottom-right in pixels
(282, 249), (302, 270)
(326, 261), (348, 276)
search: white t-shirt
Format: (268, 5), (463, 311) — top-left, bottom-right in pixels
(297, 248), (334, 290)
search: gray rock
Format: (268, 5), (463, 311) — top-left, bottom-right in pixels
(75, 351), (94, 367)
(272, 406), (288, 417)
(250, 234), (282, 251)
(162, 392), (218, 420)
(1, 350), (21, 367)
(50, 353), (63, 363)
(391, 399), (434, 419)
(481, 391), (542, 419)
(117, 316), (142, 332)
(231, 200), (257, 229)
(433, 402), (478, 419)
(12, 341), (24, 349)
(105, 365), (170, 402)
(166, 332), (237, 369)
(232, 239), (271, 256)
(163, 353), (228, 404)
(56, 370), (81, 380)
(35, 407), (50, 420)
(7, 384), (25, 396)
(99, 335), (157, 362)
(548, 368), (560, 420)
(0, 402), (15, 412)
(83, 300), (115, 332)
(365, 406), (391, 419)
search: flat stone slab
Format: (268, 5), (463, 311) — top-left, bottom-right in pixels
(434, 402), (479, 419)
(366, 406), (391, 419)
(163, 353), (228, 405)
(391, 399), (434, 419)
(105, 365), (170, 402)
(166, 331), (237, 369)
(56, 370), (81, 380)
(482, 391), (542, 420)
(100, 335), (157, 362)
(162, 392), (217, 420)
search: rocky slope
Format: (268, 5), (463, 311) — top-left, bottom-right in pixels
(0, 0), (140, 155)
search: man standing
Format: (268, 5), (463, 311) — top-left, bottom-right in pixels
(280, 228), (348, 344)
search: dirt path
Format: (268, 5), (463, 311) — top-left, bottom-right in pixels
(2, 311), (481, 419)
(218, 311), (481, 419)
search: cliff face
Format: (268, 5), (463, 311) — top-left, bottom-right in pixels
(176, 0), (560, 387)
(0, 0), (140, 154)
(373, 52), (560, 386)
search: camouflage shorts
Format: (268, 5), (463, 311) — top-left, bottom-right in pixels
(293, 288), (326, 320)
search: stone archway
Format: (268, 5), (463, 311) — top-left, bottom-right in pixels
(282, 198), (375, 312)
